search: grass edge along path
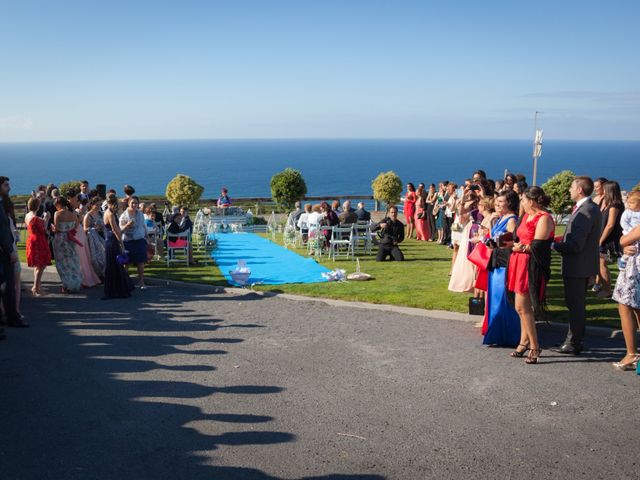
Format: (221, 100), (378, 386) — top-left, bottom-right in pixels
(17, 231), (621, 329)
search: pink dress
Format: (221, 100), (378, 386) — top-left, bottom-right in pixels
(75, 219), (101, 287)
(415, 196), (430, 241)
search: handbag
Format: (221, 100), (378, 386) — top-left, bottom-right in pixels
(467, 241), (492, 270)
(469, 297), (485, 316)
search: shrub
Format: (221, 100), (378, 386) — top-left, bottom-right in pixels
(58, 180), (82, 197)
(270, 168), (307, 209)
(542, 170), (575, 219)
(165, 174), (204, 208)
(372, 171), (403, 207)
(633, 182), (640, 192)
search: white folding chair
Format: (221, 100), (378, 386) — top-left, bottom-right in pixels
(329, 226), (354, 260)
(166, 229), (191, 267)
(352, 223), (373, 255)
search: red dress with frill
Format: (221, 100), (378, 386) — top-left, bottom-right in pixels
(507, 212), (554, 295)
(404, 191), (416, 223)
(26, 216), (52, 268)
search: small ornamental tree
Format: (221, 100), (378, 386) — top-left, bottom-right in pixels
(372, 171), (402, 208)
(270, 168), (307, 209)
(542, 170), (575, 221)
(59, 180), (82, 197)
(633, 182), (640, 192)
(165, 174), (204, 208)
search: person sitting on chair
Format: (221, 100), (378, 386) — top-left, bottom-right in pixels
(355, 202), (371, 222)
(217, 188), (232, 208)
(373, 206), (405, 261)
(338, 200), (358, 224)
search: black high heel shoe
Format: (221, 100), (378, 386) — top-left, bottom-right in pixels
(510, 344), (529, 358)
(525, 348), (542, 364)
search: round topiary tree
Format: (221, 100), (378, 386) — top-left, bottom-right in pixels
(632, 182), (640, 192)
(372, 171), (403, 208)
(165, 174), (204, 208)
(58, 180), (82, 197)
(270, 168), (307, 209)
(542, 170), (575, 221)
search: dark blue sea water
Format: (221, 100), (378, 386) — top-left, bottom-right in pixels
(0, 139), (638, 198)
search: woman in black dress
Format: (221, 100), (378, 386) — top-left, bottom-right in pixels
(102, 195), (133, 300)
(597, 181), (624, 298)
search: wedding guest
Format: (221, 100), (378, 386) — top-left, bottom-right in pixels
(84, 197), (106, 277)
(3, 194), (23, 321)
(414, 189), (430, 241)
(217, 187), (231, 207)
(434, 182), (447, 244)
(507, 187), (555, 364)
(448, 192), (480, 292)
(596, 180), (624, 298)
(102, 189), (117, 212)
(443, 182), (458, 246)
(297, 203), (313, 240)
(287, 201), (303, 229)
(119, 196), (149, 289)
(355, 202), (371, 222)
(69, 189), (100, 288)
(180, 206), (196, 265)
(473, 170), (487, 182)
(552, 176), (602, 355)
(122, 185), (136, 211)
(338, 201), (358, 224)
(611, 224), (640, 370)
(103, 195), (133, 299)
(320, 201), (339, 245)
(0, 177), (24, 328)
(402, 183), (417, 239)
(494, 179), (505, 194)
(25, 198), (52, 296)
(331, 200), (341, 214)
(426, 184), (437, 240)
(79, 180), (90, 201)
(592, 177), (607, 206)
(482, 191), (520, 347)
(373, 206), (405, 261)
(52, 197), (82, 293)
(504, 173), (517, 191)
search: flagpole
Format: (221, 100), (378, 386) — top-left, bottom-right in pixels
(532, 111), (543, 186)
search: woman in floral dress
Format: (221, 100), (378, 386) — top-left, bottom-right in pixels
(52, 197), (82, 293)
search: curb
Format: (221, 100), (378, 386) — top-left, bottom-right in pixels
(145, 276), (622, 339)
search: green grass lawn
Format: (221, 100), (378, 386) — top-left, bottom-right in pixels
(17, 228), (622, 329)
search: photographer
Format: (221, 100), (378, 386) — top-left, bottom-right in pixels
(373, 206), (405, 261)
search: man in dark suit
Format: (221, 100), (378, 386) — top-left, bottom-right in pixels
(355, 202), (371, 222)
(552, 176), (601, 354)
(0, 176), (26, 332)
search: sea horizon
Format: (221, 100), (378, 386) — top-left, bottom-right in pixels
(1, 138), (638, 197)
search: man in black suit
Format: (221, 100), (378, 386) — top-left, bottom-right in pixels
(0, 176), (27, 332)
(552, 176), (601, 354)
(355, 202), (371, 222)
(373, 206), (405, 261)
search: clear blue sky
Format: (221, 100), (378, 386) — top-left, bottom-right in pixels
(1, 0), (638, 141)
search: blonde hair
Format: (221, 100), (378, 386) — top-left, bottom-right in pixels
(479, 197), (494, 212)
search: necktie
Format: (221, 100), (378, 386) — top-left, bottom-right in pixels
(572, 204), (578, 214)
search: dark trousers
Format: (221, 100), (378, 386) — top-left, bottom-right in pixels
(0, 260), (19, 323)
(442, 215), (453, 244)
(563, 277), (588, 347)
(376, 245), (404, 262)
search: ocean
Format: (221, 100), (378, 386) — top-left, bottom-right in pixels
(0, 139), (638, 198)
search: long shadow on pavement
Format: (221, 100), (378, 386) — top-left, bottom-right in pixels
(0, 280), (384, 480)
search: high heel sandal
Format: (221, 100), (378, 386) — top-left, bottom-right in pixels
(31, 287), (40, 297)
(510, 344), (529, 358)
(612, 355), (640, 371)
(525, 348), (542, 364)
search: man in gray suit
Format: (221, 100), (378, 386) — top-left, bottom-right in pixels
(552, 176), (601, 354)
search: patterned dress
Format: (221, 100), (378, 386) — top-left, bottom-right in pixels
(53, 220), (82, 292)
(86, 213), (106, 277)
(612, 240), (640, 309)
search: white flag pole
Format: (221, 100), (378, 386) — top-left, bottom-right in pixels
(532, 111), (543, 185)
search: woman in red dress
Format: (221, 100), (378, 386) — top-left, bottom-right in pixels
(403, 183), (417, 240)
(25, 198), (52, 296)
(507, 187), (555, 364)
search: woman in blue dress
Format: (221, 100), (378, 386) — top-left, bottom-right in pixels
(483, 191), (521, 347)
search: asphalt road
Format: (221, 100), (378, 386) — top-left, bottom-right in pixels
(1, 274), (638, 480)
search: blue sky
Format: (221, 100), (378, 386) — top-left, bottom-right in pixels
(1, 0), (638, 141)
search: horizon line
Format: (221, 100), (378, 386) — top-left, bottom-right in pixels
(2, 136), (640, 145)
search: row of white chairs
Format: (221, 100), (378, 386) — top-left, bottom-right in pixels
(300, 222), (374, 260)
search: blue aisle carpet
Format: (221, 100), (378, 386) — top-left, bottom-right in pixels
(211, 233), (330, 285)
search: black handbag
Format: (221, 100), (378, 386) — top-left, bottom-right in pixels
(468, 297), (485, 316)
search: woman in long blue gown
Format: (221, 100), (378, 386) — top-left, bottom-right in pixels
(102, 196), (133, 300)
(483, 192), (520, 347)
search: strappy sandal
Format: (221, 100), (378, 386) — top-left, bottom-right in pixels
(510, 344), (529, 358)
(525, 348), (542, 364)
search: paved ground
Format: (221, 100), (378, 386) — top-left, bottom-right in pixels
(1, 271), (639, 480)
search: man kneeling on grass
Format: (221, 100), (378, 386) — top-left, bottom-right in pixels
(373, 206), (405, 261)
